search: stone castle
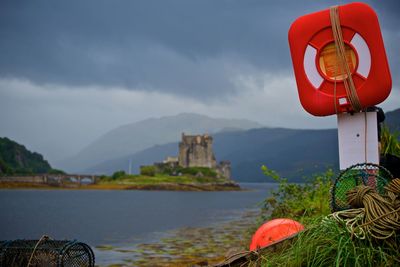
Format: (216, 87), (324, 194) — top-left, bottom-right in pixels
(178, 133), (216, 168)
(148, 133), (231, 179)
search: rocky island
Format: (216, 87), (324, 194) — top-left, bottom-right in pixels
(0, 134), (240, 191)
(90, 133), (240, 191)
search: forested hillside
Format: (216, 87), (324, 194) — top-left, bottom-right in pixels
(0, 137), (52, 175)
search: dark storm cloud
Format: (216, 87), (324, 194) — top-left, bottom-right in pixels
(0, 0), (399, 99)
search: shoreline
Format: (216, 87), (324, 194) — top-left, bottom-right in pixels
(0, 181), (242, 191)
(94, 209), (259, 267)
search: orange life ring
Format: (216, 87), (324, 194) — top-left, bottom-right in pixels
(288, 2), (391, 116)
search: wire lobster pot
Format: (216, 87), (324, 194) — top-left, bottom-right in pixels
(0, 239), (95, 267)
(330, 163), (393, 212)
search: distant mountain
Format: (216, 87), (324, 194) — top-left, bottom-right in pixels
(386, 108), (400, 131)
(86, 143), (178, 176)
(0, 137), (52, 175)
(86, 108), (398, 182)
(86, 128), (338, 182)
(216, 128), (338, 182)
(56, 113), (262, 172)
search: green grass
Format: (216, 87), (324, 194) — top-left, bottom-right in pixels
(252, 167), (400, 266)
(260, 218), (399, 267)
(99, 173), (228, 185)
(381, 126), (400, 157)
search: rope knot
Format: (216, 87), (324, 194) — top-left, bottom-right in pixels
(347, 185), (374, 208)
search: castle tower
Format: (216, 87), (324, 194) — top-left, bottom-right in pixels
(178, 133), (217, 168)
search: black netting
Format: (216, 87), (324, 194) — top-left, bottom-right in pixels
(0, 239), (95, 267)
(330, 163), (393, 212)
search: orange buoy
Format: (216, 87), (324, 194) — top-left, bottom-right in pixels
(249, 218), (304, 250)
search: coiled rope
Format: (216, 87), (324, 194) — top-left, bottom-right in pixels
(329, 6), (362, 112)
(328, 178), (400, 240)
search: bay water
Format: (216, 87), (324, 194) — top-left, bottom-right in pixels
(0, 183), (277, 264)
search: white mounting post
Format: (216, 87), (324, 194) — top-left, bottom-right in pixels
(337, 111), (379, 170)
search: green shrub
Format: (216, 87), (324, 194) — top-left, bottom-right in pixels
(157, 165), (176, 175)
(381, 126), (400, 157)
(177, 167), (217, 177)
(112, 170), (126, 180)
(0, 158), (13, 175)
(99, 175), (110, 181)
(261, 165), (333, 224)
(140, 166), (156, 176)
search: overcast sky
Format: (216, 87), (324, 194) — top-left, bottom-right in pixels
(0, 0), (399, 163)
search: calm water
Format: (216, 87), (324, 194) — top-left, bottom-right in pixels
(0, 183), (277, 264)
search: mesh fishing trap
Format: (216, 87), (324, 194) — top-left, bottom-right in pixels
(330, 163), (393, 212)
(0, 238), (95, 267)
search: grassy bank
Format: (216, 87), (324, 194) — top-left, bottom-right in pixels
(239, 166), (400, 266)
(100, 173), (230, 185)
(0, 174), (240, 191)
